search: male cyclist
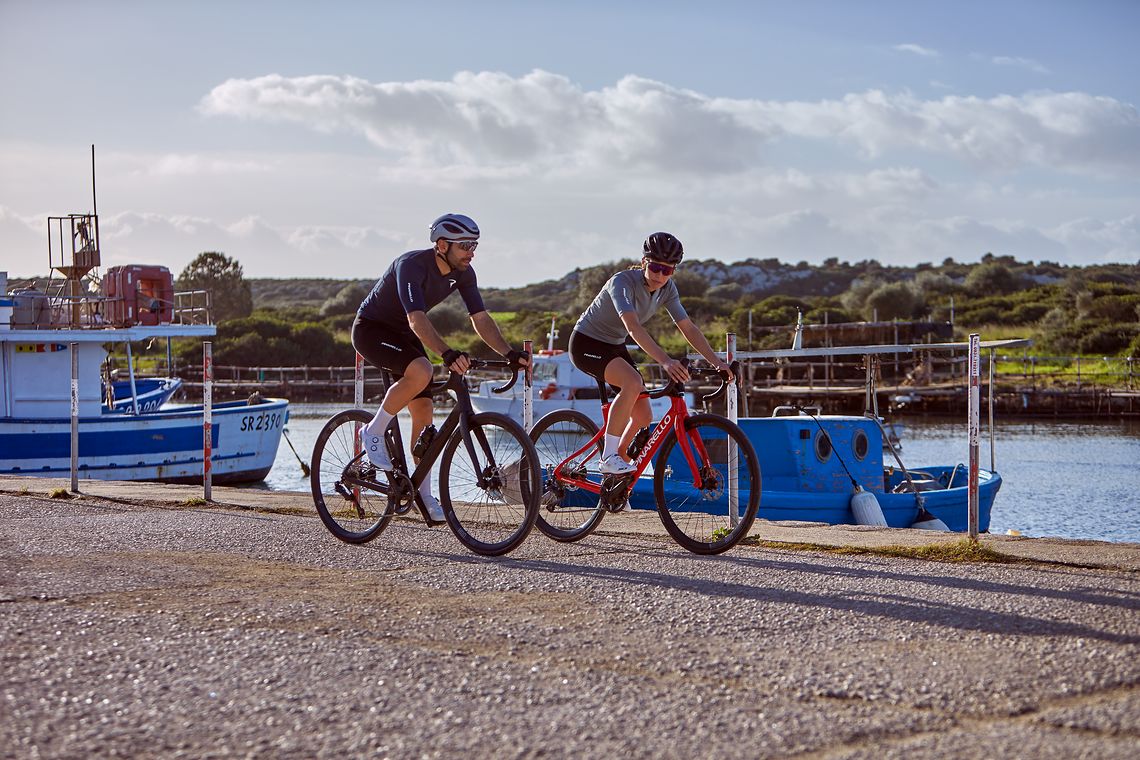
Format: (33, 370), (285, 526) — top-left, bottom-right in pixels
(352, 213), (529, 522)
(569, 232), (733, 477)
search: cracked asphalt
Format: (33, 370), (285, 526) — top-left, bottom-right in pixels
(1, 485), (1138, 759)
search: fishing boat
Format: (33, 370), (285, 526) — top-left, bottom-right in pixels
(622, 337), (1028, 532)
(625, 409), (996, 531)
(0, 185), (287, 485)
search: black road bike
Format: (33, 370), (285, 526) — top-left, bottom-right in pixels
(310, 361), (541, 556)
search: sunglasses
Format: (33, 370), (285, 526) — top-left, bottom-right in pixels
(646, 261), (675, 276)
(447, 240), (478, 251)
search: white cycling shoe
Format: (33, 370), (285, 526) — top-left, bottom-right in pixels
(358, 427), (393, 471)
(421, 494), (446, 522)
(599, 454), (636, 475)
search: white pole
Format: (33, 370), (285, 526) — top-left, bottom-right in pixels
(522, 339), (533, 432)
(726, 333), (739, 527)
(354, 352), (364, 410)
(203, 341), (213, 501)
(70, 342), (79, 492)
(989, 348), (996, 473)
(968, 333), (980, 539)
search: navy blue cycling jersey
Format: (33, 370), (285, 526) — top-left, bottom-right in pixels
(357, 248), (485, 332)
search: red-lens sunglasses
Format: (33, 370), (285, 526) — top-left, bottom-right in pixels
(646, 261), (675, 276)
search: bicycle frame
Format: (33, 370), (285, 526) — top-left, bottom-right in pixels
(549, 377), (713, 498)
(341, 365), (516, 520)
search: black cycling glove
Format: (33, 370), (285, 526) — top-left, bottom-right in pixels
(506, 349), (530, 370)
(441, 349), (468, 367)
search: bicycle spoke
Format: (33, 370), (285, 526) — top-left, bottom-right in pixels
(529, 410), (605, 542)
(440, 413), (540, 556)
(654, 414), (761, 554)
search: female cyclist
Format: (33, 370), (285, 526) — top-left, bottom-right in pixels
(568, 232), (734, 475)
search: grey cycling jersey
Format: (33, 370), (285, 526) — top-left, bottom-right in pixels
(573, 269), (688, 344)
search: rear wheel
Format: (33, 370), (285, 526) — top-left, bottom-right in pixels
(529, 409), (605, 542)
(653, 414), (761, 555)
(311, 410), (395, 544)
(439, 412), (541, 556)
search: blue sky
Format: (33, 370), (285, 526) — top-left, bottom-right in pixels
(2, 0), (1137, 287)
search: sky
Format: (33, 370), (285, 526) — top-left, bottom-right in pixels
(1, 0), (1138, 288)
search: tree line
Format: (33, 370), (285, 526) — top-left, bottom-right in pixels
(164, 252), (1140, 370)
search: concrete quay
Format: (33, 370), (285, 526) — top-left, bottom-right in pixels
(2, 474), (1139, 759)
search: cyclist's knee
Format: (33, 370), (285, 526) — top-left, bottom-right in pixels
(402, 357), (434, 388)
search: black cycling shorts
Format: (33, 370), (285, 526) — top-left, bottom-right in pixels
(351, 315), (435, 401)
(569, 330), (636, 394)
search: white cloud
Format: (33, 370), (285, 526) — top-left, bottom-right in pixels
(894, 44), (939, 57)
(201, 71), (1140, 180)
(993, 56), (1050, 74)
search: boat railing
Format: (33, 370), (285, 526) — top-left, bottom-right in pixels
(12, 288), (214, 330)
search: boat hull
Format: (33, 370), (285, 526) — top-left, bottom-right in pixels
(102, 377), (183, 413)
(0, 398), (288, 485)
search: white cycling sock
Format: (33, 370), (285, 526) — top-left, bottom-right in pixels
(364, 407), (394, 438)
(602, 433), (620, 461)
(418, 479), (432, 499)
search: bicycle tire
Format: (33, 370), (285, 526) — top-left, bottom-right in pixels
(439, 412), (541, 556)
(310, 409), (395, 544)
(529, 409), (605, 542)
(653, 414), (761, 555)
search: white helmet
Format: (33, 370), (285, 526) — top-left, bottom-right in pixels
(429, 213), (480, 242)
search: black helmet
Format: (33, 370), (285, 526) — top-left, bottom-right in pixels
(643, 232), (684, 266)
(429, 213), (480, 242)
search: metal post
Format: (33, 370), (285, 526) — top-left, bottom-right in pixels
(203, 342), (213, 501)
(124, 342), (140, 415)
(967, 334), (980, 540)
(70, 342), (79, 492)
(726, 333), (739, 526)
(354, 352), (364, 410)
(522, 339), (533, 432)
(989, 348), (996, 473)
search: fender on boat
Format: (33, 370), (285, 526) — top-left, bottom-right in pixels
(851, 487), (887, 527)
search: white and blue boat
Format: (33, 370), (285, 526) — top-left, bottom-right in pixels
(0, 203), (287, 486)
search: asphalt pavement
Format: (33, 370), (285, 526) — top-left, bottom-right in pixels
(2, 475), (1139, 759)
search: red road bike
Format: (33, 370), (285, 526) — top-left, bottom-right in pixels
(528, 360), (761, 554)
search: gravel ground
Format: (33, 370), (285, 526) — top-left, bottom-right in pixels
(2, 492), (1139, 759)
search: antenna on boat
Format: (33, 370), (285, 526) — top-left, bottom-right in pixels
(91, 144), (97, 218)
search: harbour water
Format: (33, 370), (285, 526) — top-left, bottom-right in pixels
(252, 403), (1140, 545)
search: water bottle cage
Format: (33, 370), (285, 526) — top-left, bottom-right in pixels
(412, 424), (437, 459)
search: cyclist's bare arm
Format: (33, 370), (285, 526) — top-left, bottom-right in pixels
(677, 318), (734, 383)
(470, 311), (531, 368)
(620, 312), (688, 383)
(407, 310), (470, 373)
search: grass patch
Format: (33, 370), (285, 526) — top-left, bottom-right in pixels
(182, 497), (210, 507)
(743, 536), (1024, 564)
(49, 488), (74, 499)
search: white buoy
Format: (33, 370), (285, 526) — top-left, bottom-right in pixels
(851, 487), (887, 526)
(912, 507), (950, 531)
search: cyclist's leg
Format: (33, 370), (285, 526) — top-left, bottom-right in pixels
(602, 358), (644, 462)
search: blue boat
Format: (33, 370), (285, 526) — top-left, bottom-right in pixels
(626, 410), (999, 532)
(102, 376), (183, 414)
(738, 413), (999, 532)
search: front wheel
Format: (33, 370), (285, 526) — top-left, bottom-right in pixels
(529, 409), (605, 542)
(439, 412), (541, 556)
(653, 414), (761, 555)
(311, 410), (395, 544)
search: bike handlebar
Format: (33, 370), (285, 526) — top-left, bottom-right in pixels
(647, 359), (741, 402)
(428, 358), (527, 396)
